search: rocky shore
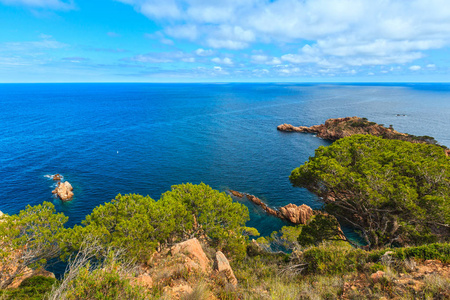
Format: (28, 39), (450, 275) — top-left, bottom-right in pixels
(228, 190), (313, 225)
(277, 117), (448, 154)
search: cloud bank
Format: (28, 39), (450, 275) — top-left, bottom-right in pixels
(118, 0), (450, 69)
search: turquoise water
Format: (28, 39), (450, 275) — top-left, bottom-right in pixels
(1, 83), (449, 238)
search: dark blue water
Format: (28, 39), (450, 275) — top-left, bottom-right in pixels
(1, 83), (450, 237)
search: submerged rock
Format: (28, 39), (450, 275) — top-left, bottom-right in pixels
(52, 181), (74, 201)
(229, 190), (244, 198)
(52, 174), (62, 181)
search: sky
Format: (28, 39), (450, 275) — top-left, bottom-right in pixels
(1, 0), (450, 82)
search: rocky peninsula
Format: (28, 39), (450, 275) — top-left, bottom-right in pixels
(229, 190), (313, 225)
(277, 117), (448, 155)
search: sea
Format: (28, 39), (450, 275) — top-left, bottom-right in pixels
(1, 83), (450, 239)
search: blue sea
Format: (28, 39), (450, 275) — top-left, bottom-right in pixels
(1, 83), (450, 238)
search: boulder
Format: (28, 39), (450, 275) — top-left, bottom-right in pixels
(52, 181), (74, 201)
(214, 251), (237, 286)
(52, 174), (62, 181)
(171, 238), (210, 272)
(278, 203), (313, 224)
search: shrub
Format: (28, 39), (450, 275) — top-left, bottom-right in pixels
(0, 276), (57, 300)
(300, 243), (367, 275)
(392, 243), (450, 263)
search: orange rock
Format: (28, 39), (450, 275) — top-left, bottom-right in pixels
(214, 251), (237, 286)
(170, 238), (210, 272)
(52, 174), (62, 181)
(229, 190), (244, 198)
(246, 194), (263, 205)
(52, 181), (74, 201)
(278, 203), (313, 224)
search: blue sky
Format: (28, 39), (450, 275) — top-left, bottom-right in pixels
(1, 0), (450, 82)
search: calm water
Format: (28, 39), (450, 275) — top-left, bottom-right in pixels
(1, 83), (450, 237)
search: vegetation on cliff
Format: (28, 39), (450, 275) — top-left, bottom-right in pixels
(0, 182), (449, 299)
(290, 134), (450, 249)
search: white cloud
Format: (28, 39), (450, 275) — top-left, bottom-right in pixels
(116, 0), (450, 71)
(251, 55), (282, 65)
(251, 55), (268, 63)
(144, 32), (174, 45)
(129, 51), (197, 63)
(0, 0), (74, 10)
(409, 65), (421, 71)
(195, 48), (214, 56)
(0, 39), (68, 52)
(426, 64), (436, 68)
(182, 57), (195, 63)
(211, 57), (233, 65)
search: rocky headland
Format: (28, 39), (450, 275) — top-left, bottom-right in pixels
(277, 117), (448, 155)
(228, 190), (313, 225)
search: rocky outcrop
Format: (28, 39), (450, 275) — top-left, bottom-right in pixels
(214, 251), (237, 286)
(228, 190), (314, 225)
(446, 149), (450, 157)
(52, 181), (74, 201)
(52, 174), (62, 181)
(277, 117), (447, 150)
(142, 238), (233, 298)
(229, 190), (244, 198)
(170, 238), (210, 272)
(278, 203), (313, 224)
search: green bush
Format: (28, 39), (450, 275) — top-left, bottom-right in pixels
(63, 264), (147, 300)
(301, 243), (368, 275)
(0, 276), (57, 300)
(392, 243), (450, 263)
